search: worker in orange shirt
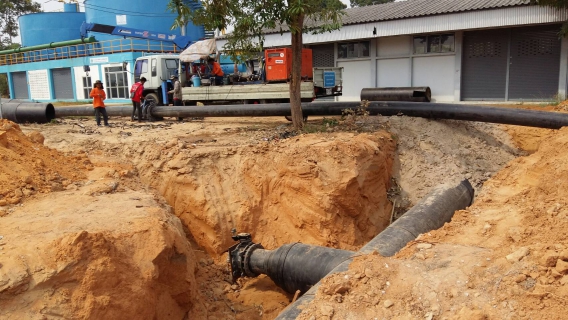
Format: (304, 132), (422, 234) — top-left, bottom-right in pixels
(89, 80), (109, 126)
(205, 57), (224, 85)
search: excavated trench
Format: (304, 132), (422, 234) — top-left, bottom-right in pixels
(2, 114), (524, 319)
(130, 129), (398, 319)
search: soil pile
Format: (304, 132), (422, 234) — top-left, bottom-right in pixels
(384, 117), (519, 207)
(297, 126), (568, 319)
(0, 119), (88, 207)
(0, 120), (199, 319)
(132, 131), (397, 254)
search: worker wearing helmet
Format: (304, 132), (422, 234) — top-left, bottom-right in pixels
(206, 57), (224, 85)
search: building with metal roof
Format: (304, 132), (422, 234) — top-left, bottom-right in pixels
(217, 0), (568, 102)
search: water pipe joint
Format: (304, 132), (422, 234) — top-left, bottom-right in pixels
(227, 231), (263, 282)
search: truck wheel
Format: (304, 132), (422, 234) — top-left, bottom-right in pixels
(285, 115), (308, 122)
(144, 93), (159, 105)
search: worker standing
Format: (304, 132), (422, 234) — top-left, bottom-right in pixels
(206, 57), (224, 85)
(89, 80), (108, 127)
(130, 77), (147, 122)
(168, 74), (182, 106)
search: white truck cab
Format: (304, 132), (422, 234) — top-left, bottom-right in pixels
(134, 54), (182, 104)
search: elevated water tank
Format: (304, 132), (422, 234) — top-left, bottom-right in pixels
(84, 0), (204, 46)
(19, 4), (85, 47)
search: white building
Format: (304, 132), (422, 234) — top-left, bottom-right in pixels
(218, 0), (568, 102)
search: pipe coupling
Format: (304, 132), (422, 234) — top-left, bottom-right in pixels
(227, 232), (263, 281)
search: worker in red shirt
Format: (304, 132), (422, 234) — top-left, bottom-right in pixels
(130, 77), (147, 122)
(206, 57), (224, 85)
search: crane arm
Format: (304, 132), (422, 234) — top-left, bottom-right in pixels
(80, 22), (193, 49)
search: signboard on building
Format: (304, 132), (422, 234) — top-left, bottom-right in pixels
(28, 70), (50, 100)
(116, 15), (127, 25)
(90, 57), (109, 64)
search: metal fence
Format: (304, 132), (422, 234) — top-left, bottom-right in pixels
(0, 38), (180, 66)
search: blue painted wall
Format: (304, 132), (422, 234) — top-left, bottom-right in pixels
(83, 0), (204, 47)
(0, 52), (144, 103)
(19, 12), (86, 47)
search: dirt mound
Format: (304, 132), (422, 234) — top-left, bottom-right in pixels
(0, 120), (89, 207)
(130, 131), (396, 255)
(0, 124), (199, 319)
(0, 188), (197, 319)
(384, 117), (519, 207)
(298, 126), (568, 319)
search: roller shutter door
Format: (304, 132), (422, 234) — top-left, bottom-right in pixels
(12, 72), (29, 99)
(462, 29), (508, 100)
(52, 68), (74, 99)
(311, 44), (335, 68)
(508, 26), (561, 100)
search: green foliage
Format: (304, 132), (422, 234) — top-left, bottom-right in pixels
(0, 0), (41, 47)
(322, 0), (347, 10)
(350, 0), (394, 8)
(183, 0), (344, 60)
(166, 0), (194, 33)
(0, 74), (9, 98)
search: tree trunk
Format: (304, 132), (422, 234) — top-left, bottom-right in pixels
(289, 14), (305, 130)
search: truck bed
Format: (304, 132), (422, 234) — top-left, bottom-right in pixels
(181, 81), (314, 102)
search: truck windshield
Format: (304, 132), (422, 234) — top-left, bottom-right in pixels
(165, 59), (178, 70)
(134, 59), (148, 82)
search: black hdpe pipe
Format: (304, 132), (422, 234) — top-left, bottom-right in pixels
(227, 180), (474, 313)
(148, 101), (568, 129)
(248, 243), (355, 294)
(274, 179), (474, 319)
(54, 105), (132, 117)
(361, 87), (431, 102)
(0, 101), (55, 124)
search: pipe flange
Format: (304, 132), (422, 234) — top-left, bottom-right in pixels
(243, 243), (263, 277)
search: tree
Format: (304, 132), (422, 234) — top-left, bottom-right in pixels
(532, 0), (568, 36)
(167, 0), (193, 36)
(322, 0), (347, 10)
(350, 0), (394, 8)
(0, 0), (41, 49)
(174, 0), (343, 130)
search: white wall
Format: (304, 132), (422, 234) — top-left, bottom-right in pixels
(377, 58), (411, 87)
(28, 70), (51, 100)
(412, 55), (455, 102)
(337, 60), (372, 101)
(377, 36), (411, 57)
(73, 66), (101, 100)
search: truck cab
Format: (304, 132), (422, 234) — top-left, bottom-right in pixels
(134, 54), (181, 105)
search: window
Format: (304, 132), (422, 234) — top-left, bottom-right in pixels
(104, 65), (128, 99)
(151, 58), (157, 77)
(414, 34), (455, 54)
(82, 76), (92, 99)
(134, 59), (148, 81)
(338, 41), (370, 59)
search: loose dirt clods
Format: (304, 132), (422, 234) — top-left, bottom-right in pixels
(1, 105), (567, 319)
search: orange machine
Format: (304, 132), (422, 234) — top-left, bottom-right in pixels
(265, 48), (313, 82)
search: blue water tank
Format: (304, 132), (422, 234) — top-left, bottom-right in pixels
(19, 8), (86, 47)
(84, 0), (204, 47)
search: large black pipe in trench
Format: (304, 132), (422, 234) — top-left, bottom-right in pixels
(149, 101), (568, 129)
(227, 180), (473, 316)
(361, 87), (431, 102)
(273, 179), (474, 319)
(0, 101), (55, 124)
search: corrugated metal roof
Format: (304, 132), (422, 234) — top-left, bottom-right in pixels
(341, 0), (530, 25)
(256, 0), (533, 34)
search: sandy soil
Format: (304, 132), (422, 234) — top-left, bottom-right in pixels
(0, 104), (565, 319)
